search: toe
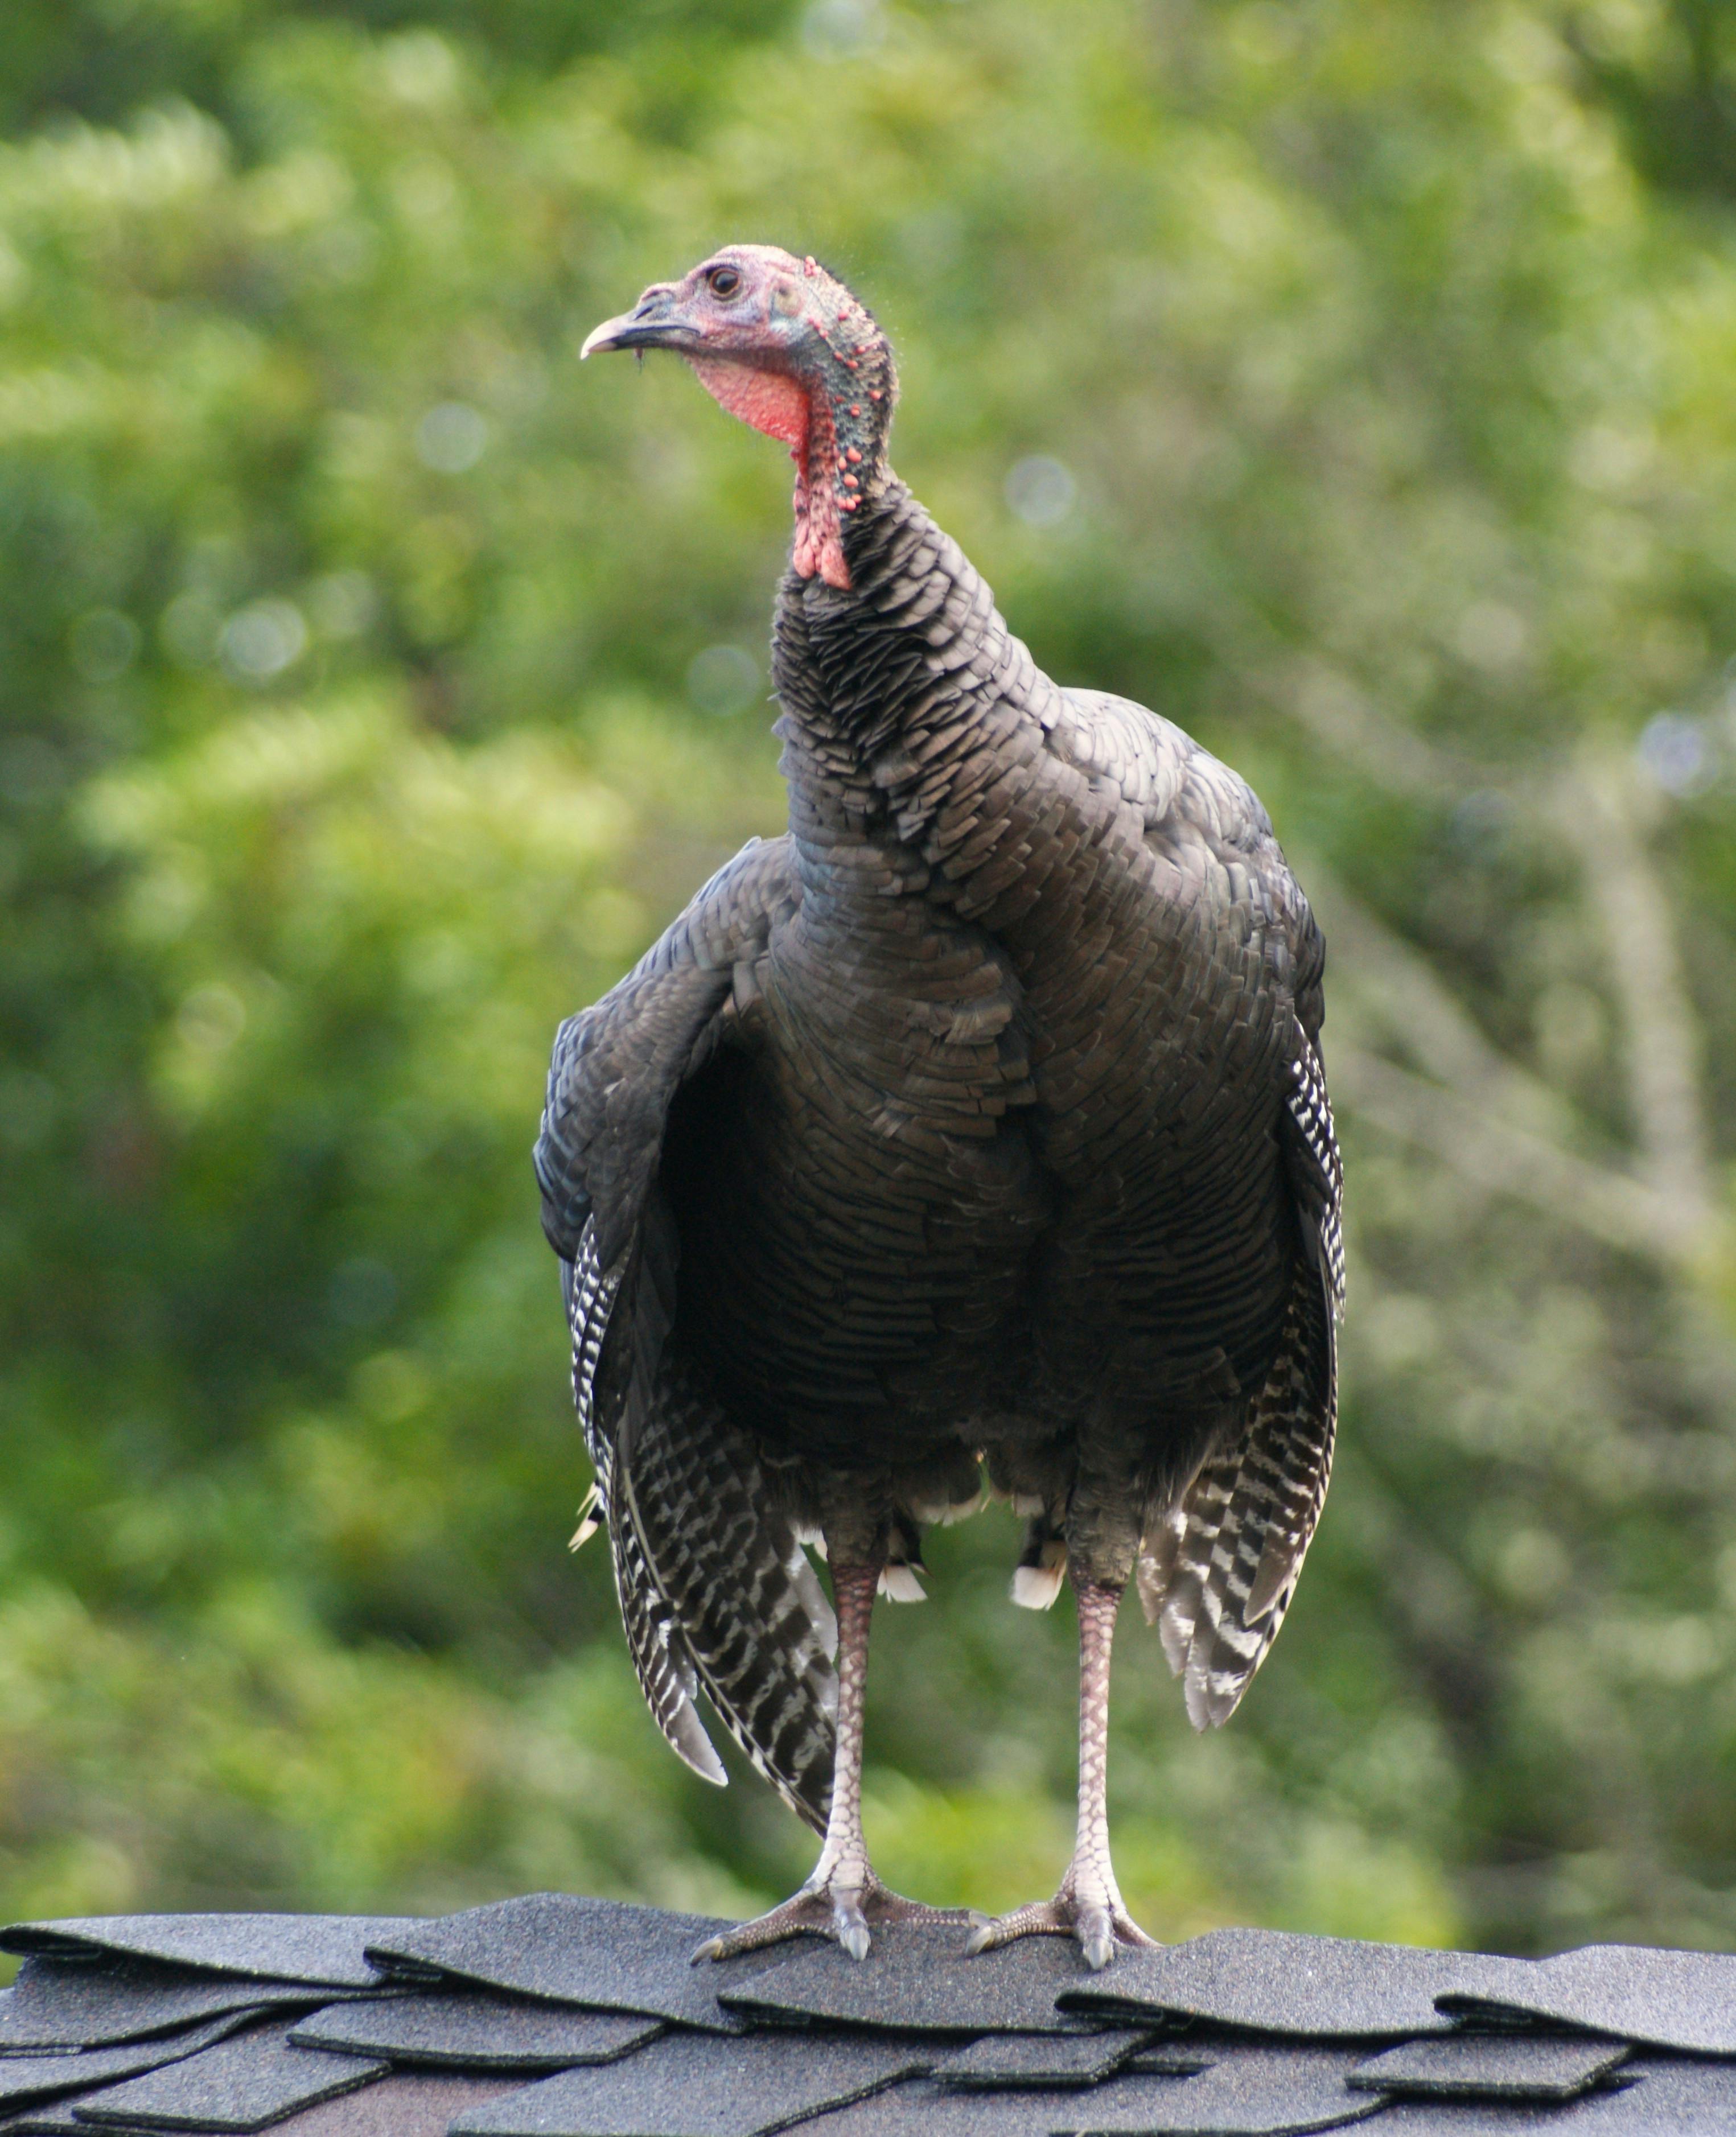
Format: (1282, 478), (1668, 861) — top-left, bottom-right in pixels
(690, 1893), (831, 1963)
(964, 1901), (1065, 1956)
(832, 1881), (873, 1960)
(965, 1888), (1158, 1965)
(694, 1875), (964, 1964)
(1078, 1905), (1116, 1971)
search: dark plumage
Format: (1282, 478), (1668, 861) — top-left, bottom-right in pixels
(538, 245), (1343, 1968)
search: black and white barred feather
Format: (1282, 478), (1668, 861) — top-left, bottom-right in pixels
(617, 1348), (837, 1827)
(562, 1226), (724, 1785)
(560, 1199), (837, 1828)
(537, 844), (837, 1828)
(1287, 1037), (1345, 1318)
(1136, 1033), (1343, 1729)
(566, 1222), (620, 1473)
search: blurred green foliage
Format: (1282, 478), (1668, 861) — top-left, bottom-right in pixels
(5, 0), (1736, 1955)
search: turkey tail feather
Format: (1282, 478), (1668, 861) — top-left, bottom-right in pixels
(621, 1369), (837, 1832)
(610, 1487), (730, 1787)
(1139, 1258), (1336, 1730)
(565, 1211), (837, 1831)
(1140, 1027), (1344, 1728)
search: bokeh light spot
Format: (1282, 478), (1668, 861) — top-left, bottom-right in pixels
(1637, 711), (1714, 797)
(1005, 456), (1077, 527)
(687, 644), (762, 717)
(803, 0), (886, 59)
(220, 600), (307, 684)
(175, 984), (246, 1053)
(416, 402), (488, 473)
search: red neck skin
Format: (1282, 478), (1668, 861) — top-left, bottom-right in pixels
(689, 355), (886, 591)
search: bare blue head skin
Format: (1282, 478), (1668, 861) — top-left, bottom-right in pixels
(582, 244), (895, 588)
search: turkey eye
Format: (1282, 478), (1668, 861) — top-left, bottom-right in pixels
(707, 266), (741, 299)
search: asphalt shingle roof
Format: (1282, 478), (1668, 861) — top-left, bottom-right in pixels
(360, 1899), (766, 2036)
(1434, 1945), (1736, 2056)
(930, 2029), (1158, 2088)
(286, 1997), (659, 2075)
(0, 2019), (251, 2117)
(0, 1967), (336, 2055)
(1344, 2039), (1631, 2104)
(0, 1899), (1729, 2136)
(1056, 1933), (1515, 2042)
(714, 1922), (1097, 2035)
(68, 2033), (387, 2134)
(0, 1924), (414, 1993)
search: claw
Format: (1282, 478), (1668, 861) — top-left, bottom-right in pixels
(1079, 1906), (1116, 1973)
(696, 1872), (970, 1965)
(829, 1881), (872, 1960)
(965, 1872), (1157, 1969)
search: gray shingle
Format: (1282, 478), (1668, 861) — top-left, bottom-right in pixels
(0, 1965), (355, 2054)
(1553, 2055), (1736, 2131)
(1348, 2035), (1630, 2101)
(288, 1994), (659, 2072)
(1065, 2050), (1390, 2135)
(932, 2032), (1153, 2089)
(213, 2073), (521, 2137)
(1122, 2050), (1223, 2078)
(1371, 2054), (1736, 2131)
(0, 2015), (247, 2115)
(68, 2029), (388, 2132)
(447, 2029), (931, 2136)
(1435, 1945), (1736, 2057)
(9, 1903), (1736, 2137)
(0, 1922), (417, 1993)
(718, 1922), (1095, 2036)
(0, 2103), (120, 2133)
(1356, 2105), (1592, 2132)
(713, 2081), (1076, 2137)
(793, 2046), (1382, 2135)
(2, 2073), (516, 2137)
(364, 1898), (778, 2036)
(1058, 1931), (1517, 2041)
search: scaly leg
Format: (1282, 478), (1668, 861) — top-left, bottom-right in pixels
(696, 1562), (969, 1962)
(966, 1568), (1158, 1970)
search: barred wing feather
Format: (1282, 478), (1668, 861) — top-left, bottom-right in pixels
(1138, 1036), (1343, 1729)
(538, 841), (836, 1827)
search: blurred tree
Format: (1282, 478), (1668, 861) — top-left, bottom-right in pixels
(0, 0), (801, 138)
(3, 0), (1736, 1954)
(1562, 0), (1736, 204)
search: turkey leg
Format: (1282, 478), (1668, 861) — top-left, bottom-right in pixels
(966, 1569), (1158, 1970)
(696, 1560), (969, 1962)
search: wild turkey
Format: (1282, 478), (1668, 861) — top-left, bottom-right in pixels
(539, 245), (1344, 1970)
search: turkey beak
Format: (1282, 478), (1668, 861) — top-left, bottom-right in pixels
(579, 286), (700, 359)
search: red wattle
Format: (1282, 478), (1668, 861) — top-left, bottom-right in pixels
(688, 356), (850, 590)
(688, 359), (810, 449)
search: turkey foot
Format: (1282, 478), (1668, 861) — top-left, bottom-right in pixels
(696, 1853), (968, 1963)
(966, 1571), (1157, 1971)
(965, 1858), (1157, 1972)
(696, 1560), (963, 1963)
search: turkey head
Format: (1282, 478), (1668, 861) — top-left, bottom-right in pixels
(581, 244), (894, 589)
